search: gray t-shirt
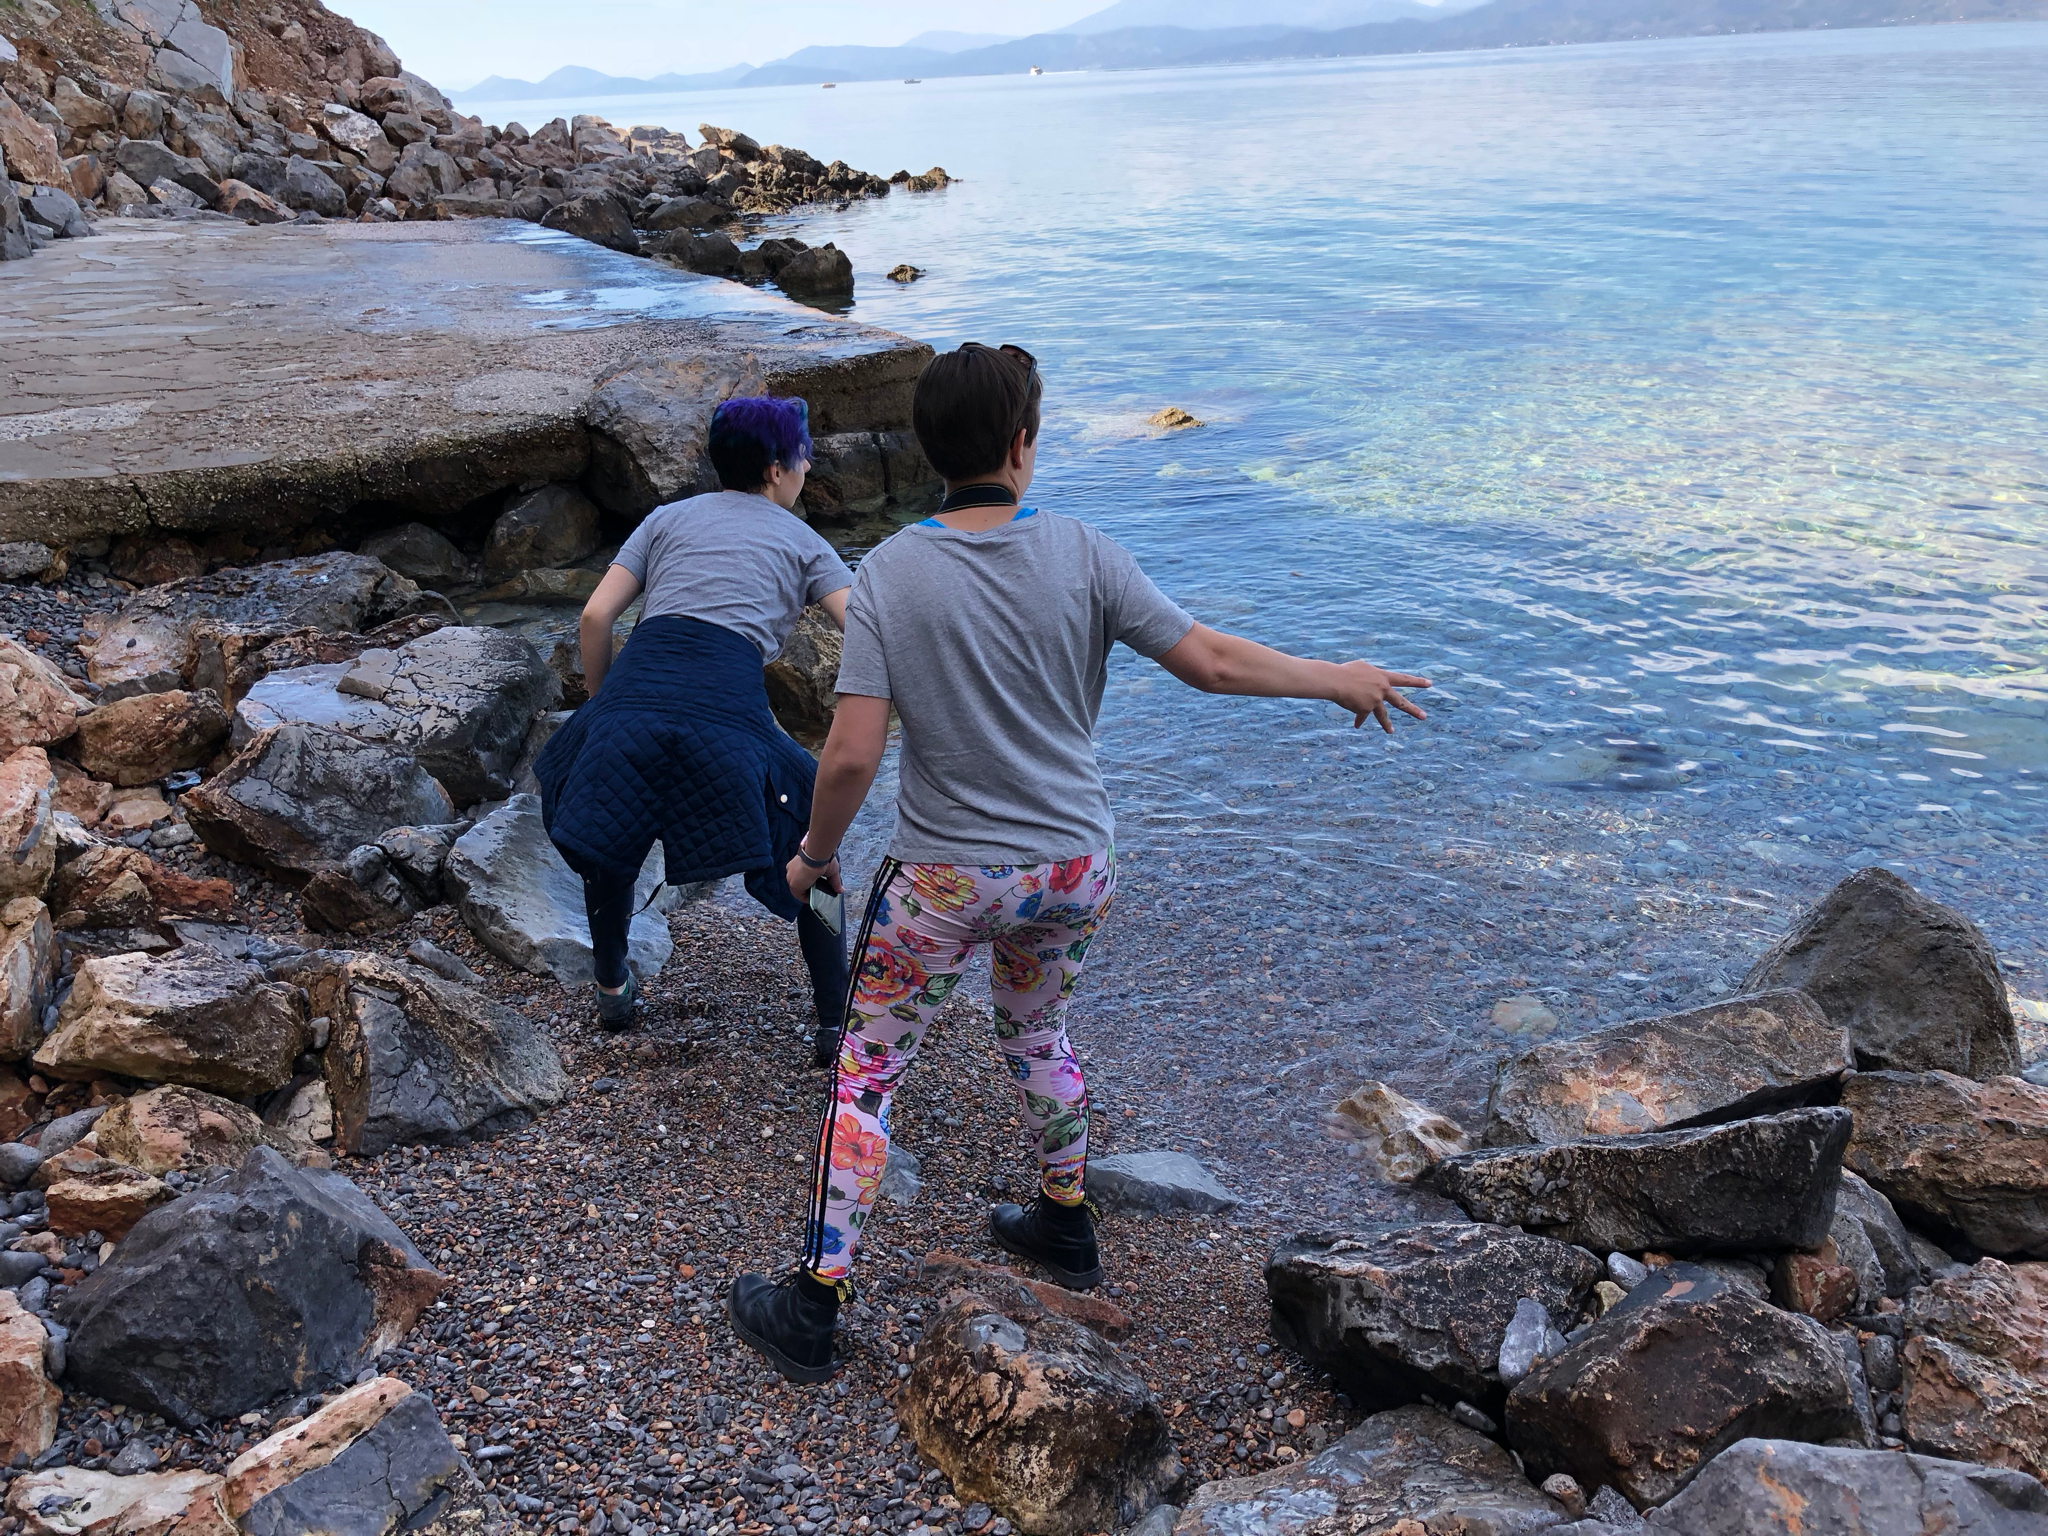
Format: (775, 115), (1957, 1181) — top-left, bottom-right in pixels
(614, 490), (852, 660)
(837, 509), (1195, 864)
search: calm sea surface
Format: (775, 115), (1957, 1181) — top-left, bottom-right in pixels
(462, 26), (2048, 1215)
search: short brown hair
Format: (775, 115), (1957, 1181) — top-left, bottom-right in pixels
(911, 344), (1042, 481)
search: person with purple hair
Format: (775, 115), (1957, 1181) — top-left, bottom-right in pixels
(534, 396), (853, 1047)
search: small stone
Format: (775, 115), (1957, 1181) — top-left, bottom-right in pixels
(1450, 1401), (1495, 1435)
(1607, 1252), (1649, 1287)
(1147, 407), (1201, 430)
(1497, 1297), (1552, 1386)
(1592, 1281), (1626, 1313)
(1540, 1472), (1586, 1518)
(886, 264), (924, 283)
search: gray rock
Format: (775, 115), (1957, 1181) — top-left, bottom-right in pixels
(1691, 1257), (1769, 1299)
(185, 724), (456, 884)
(36, 1106), (106, 1159)
(0, 542), (44, 581)
(360, 524), (470, 590)
(107, 1438), (159, 1475)
(0, 167), (28, 264)
(57, 1146), (444, 1426)
(877, 1145), (922, 1206)
(1088, 1151), (1239, 1215)
(1498, 1297), (1552, 1387)
(21, 186), (93, 240)
(241, 1388), (478, 1535)
(0, 1144), (43, 1188)
(2025, 1058), (2048, 1089)
(775, 244), (854, 304)
(278, 950), (566, 1154)
(1125, 1503), (1177, 1536)
(0, 1249), (44, 1286)
(1265, 1224), (1598, 1411)
(386, 141), (462, 205)
(541, 191), (641, 255)
(280, 158), (345, 218)
(377, 824), (465, 902)
(1420, 1108), (1853, 1257)
(644, 196), (731, 232)
(1607, 1252), (1649, 1288)
(1832, 1328), (1879, 1447)
(1643, 1438), (2048, 1533)
(647, 228), (740, 275)
(1831, 1168), (1922, 1306)
(404, 939), (480, 988)
(113, 138), (218, 205)
(298, 842), (425, 936)
(1861, 1332), (1900, 1395)
(482, 484), (602, 583)
(583, 353), (766, 519)
(444, 794), (674, 987)
(229, 149), (287, 196)
(1178, 1405), (1567, 1536)
(1743, 868), (2021, 1079)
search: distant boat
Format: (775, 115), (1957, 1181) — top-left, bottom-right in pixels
(822, 82), (836, 89)
(1029, 66), (1043, 75)
(904, 78), (921, 84)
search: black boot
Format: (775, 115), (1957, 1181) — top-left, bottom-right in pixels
(727, 1270), (844, 1384)
(991, 1194), (1103, 1291)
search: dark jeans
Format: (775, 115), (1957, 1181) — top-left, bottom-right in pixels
(581, 868), (848, 1031)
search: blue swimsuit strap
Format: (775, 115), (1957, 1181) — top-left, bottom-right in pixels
(919, 506), (1037, 529)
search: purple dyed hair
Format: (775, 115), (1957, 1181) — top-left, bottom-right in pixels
(708, 396), (813, 491)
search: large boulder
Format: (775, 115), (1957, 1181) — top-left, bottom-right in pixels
(445, 794), (675, 986)
(235, 627), (558, 806)
(0, 639), (87, 752)
(0, 1290), (57, 1466)
(4, 1467), (222, 1536)
(798, 430), (940, 525)
(1898, 1259), (2048, 1483)
(185, 724), (456, 884)
(1176, 1405), (1567, 1536)
(540, 191), (641, 254)
(901, 1292), (1181, 1534)
(1480, 991), (1850, 1147)
(481, 484), (602, 582)
(0, 898), (55, 1061)
(57, 1146), (446, 1426)
(34, 949), (305, 1096)
(1505, 1265), (1858, 1510)
(1643, 1437), (2048, 1533)
(1421, 1108), (1853, 1257)
(775, 243), (855, 303)
(78, 553), (436, 702)
(94, 1084), (270, 1175)
(0, 748), (54, 902)
(1742, 868), (2020, 1078)
(47, 845), (236, 931)
(763, 603), (842, 746)
(300, 822), (466, 936)
(70, 688), (231, 787)
(583, 353), (766, 519)
(1265, 1224), (1601, 1412)
(358, 524), (470, 590)
(44, 1164), (175, 1242)
(1841, 1070), (2048, 1259)
(1829, 1168), (1924, 1305)
(280, 951), (566, 1154)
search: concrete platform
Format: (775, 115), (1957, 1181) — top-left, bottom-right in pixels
(0, 217), (932, 544)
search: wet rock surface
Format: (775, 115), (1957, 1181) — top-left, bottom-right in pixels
(1743, 867), (2021, 1078)
(1266, 1224), (1599, 1412)
(1422, 1107), (1853, 1256)
(1088, 1151), (1240, 1216)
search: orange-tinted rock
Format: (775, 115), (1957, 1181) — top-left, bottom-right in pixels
(0, 1069), (33, 1141)
(49, 758), (112, 825)
(0, 748), (55, 902)
(0, 1291), (58, 1467)
(100, 788), (172, 830)
(5, 1466), (224, 1536)
(49, 846), (235, 931)
(71, 689), (232, 788)
(0, 639), (87, 753)
(1900, 1259), (2048, 1483)
(0, 899), (55, 1062)
(1480, 991), (1848, 1147)
(93, 1084), (270, 1175)
(215, 1376), (412, 1516)
(45, 1165), (174, 1242)
(1771, 1245), (1858, 1326)
(921, 1252), (1134, 1341)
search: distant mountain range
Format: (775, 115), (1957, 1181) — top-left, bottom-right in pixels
(451, 0), (2047, 104)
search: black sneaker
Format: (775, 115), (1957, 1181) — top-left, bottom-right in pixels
(727, 1270), (845, 1384)
(991, 1194), (1104, 1291)
(595, 973), (638, 1033)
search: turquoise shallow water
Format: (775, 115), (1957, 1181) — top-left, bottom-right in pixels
(466, 25), (2048, 1202)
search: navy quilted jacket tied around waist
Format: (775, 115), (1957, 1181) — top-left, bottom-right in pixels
(534, 615), (814, 921)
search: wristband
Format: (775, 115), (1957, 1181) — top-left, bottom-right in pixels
(796, 841), (837, 870)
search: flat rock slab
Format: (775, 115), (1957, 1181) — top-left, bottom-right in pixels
(0, 219), (931, 545)
(1644, 1438), (2048, 1533)
(1088, 1151), (1239, 1215)
(1421, 1107), (1853, 1256)
(1842, 1070), (2048, 1259)
(1481, 990), (1849, 1147)
(1175, 1405), (1567, 1536)
(1266, 1224), (1601, 1412)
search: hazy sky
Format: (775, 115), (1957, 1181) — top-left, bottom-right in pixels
(341, 2), (1104, 88)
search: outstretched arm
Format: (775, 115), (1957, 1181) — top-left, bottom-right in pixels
(786, 693), (891, 900)
(579, 565), (643, 699)
(1156, 623), (1430, 733)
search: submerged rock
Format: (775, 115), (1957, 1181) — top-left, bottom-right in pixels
(58, 1146), (445, 1426)
(1088, 1151), (1239, 1215)
(1265, 1224), (1599, 1411)
(1505, 1265), (1857, 1510)
(1480, 991), (1849, 1147)
(1742, 867), (2020, 1079)
(901, 1294), (1180, 1535)
(445, 794), (676, 987)
(1331, 1081), (1472, 1182)
(1841, 1069), (2048, 1259)
(1642, 1437), (2048, 1533)
(1422, 1107), (1853, 1256)
(1177, 1405), (1565, 1536)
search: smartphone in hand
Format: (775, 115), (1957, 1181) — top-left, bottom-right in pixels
(807, 881), (845, 937)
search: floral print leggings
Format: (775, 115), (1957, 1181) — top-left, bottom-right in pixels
(804, 849), (1116, 1282)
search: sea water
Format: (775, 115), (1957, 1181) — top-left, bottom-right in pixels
(464, 24), (2047, 1212)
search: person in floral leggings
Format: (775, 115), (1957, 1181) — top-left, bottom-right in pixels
(728, 343), (1430, 1384)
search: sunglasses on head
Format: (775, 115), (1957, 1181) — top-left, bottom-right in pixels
(963, 341), (1038, 381)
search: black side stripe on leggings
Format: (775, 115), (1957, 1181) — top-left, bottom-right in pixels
(804, 856), (899, 1275)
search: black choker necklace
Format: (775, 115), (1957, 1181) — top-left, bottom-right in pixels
(938, 484), (1019, 512)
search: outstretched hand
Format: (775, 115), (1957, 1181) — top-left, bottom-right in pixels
(1331, 661), (1431, 733)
